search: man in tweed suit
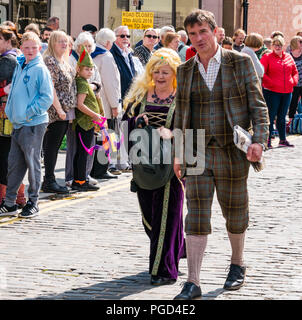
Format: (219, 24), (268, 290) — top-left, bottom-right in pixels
(173, 9), (269, 300)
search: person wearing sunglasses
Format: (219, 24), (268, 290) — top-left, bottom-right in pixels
(110, 26), (136, 99)
(133, 28), (158, 66)
(109, 26), (135, 174)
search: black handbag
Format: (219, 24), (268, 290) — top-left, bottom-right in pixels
(130, 98), (175, 191)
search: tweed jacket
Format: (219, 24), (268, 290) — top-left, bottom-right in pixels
(174, 48), (269, 175)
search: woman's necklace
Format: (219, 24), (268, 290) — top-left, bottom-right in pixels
(152, 88), (175, 104)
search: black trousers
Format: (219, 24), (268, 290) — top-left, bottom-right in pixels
(0, 136), (11, 185)
(288, 86), (302, 119)
(43, 120), (69, 182)
(73, 124), (95, 181)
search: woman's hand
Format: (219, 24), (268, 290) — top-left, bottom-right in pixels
(135, 113), (149, 128)
(157, 126), (173, 139)
(57, 109), (66, 120)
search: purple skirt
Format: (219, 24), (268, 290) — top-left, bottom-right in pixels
(137, 175), (185, 280)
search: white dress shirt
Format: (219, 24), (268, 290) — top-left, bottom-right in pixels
(195, 45), (222, 91)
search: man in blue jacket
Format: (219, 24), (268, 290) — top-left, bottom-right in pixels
(0, 32), (53, 219)
(110, 26), (136, 100)
(109, 26), (134, 174)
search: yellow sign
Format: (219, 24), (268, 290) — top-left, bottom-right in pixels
(122, 11), (154, 29)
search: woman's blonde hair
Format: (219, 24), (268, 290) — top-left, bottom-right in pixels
(123, 48), (181, 113)
(272, 35), (285, 47)
(43, 30), (69, 62)
(290, 35), (302, 51)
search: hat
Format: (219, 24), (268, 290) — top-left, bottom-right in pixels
(77, 45), (94, 68)
(82, 24), (97, 33)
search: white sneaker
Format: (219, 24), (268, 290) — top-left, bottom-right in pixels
(88, 175), (98, 185)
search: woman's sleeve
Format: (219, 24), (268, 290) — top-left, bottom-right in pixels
(44, 56), (60, 85)
(260, 54), (272, 87)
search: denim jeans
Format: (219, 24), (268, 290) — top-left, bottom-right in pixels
(262, 89), (292, 140)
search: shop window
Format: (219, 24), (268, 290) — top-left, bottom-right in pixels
(12, 0), (48, 32)
(0, 3), (9, 24)
(175, 0), (199, 30)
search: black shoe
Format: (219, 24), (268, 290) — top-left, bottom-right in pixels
(19, 200), (39, 219)
(101, 171), (118, 179)
(71, 181), (100, 192)
(0, 200), (18, 217)
(174, 282), (202, 300)
(223, 264), (246, 290)
(42, 181), (69, 194)
(150, 275), (176, 286)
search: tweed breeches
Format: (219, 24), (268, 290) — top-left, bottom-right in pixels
(185, 145), (250, 235)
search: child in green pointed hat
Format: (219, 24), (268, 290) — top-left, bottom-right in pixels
(72, 45), (105, 191)
(77, 45), (94, 68)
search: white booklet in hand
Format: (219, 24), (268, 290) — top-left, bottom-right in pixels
(233, 125), (252, 153)
(233, 125), (264, 163)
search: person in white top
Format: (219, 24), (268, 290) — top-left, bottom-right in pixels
(241, 33), (264, 80)
(93, 28), (122, 120)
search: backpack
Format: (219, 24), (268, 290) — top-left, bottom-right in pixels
(130, 99), (175, 191)
(289, 114), (302, 134)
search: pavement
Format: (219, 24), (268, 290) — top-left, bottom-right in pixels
(0, 134), (302, 301)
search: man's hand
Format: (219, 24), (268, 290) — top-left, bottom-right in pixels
(4, 84), (11, 95)
(247, 143), (263, 162)
(111, 107), (119, 118)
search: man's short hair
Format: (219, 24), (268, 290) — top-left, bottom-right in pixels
(177, 30), (188, 42)
(47, 16), (59, 26)
(114, 25), (129, 35)
(41, 27), (52, 35)
(159, 26), (175, 38)
(184, 9), (217, 32)
(222, 36), (233, 46)
(263, 38), (272, 46)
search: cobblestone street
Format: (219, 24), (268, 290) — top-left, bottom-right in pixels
(0, 135), (302, 300)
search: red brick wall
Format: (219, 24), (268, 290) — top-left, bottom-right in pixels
(248, 0), (302, 47)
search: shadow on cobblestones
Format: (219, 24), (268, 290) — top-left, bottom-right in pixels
(32, 272), (153, 300)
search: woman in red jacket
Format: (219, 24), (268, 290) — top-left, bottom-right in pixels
(261, 35), (298, 148)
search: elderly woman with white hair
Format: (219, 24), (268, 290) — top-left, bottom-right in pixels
(69, 31), (101, 88)
(65, 31), (102, 187)
(93, 28), (121, 120)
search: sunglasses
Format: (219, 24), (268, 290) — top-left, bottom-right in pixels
(145, 34), (158, 39)
(117, 34), (130, 38)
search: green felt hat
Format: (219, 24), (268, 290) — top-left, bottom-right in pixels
(77, 45), (94, 68)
